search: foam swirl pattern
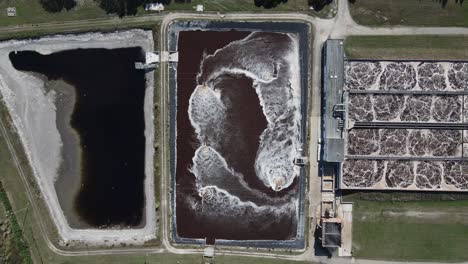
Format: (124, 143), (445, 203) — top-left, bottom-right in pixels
(190, 32), (301, 192)
(181, 31), (302, 237)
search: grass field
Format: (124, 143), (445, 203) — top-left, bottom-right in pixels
(161, 0), (311, 12)
(348, 0), (468, 26)
(0, 181), (32, 263)
(0, 0), (333, 28)
(139, 0), (335, 18)
(352, 200), (468, 261)
(344, 35), (468, 61)
(0, 0), (109, 26)
(141, 0), (335, 17)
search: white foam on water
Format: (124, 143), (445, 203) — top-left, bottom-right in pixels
(186, 32), (302, 220)
(190, 145), (296, 207)
(189, 32), (302, 192)
(188, 84), (226, 150)
(255, 34), (302, 192)
(195, 185), (296, 218)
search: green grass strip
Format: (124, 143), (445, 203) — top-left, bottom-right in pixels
(0, 181), (32, 264)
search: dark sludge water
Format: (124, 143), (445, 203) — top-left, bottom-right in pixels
(176, 30), (298, 241)
(9, 48), (146, 228)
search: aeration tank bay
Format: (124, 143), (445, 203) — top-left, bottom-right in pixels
(341, 60), (468, 190)
(169, 21), (309, 248)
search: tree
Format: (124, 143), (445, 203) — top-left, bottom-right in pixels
(254, 0), (288, 9)
(99, 0), (126, 17)
(97, 0), (172, 17)
(64, 0), (77, 10)
(308, 0), (332, 11)
(40, 0), (76, 13)
(154, 0), (172, 4)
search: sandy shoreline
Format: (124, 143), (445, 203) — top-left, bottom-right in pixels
(50, 80), (86, 229)
(0, 30), (156, 245)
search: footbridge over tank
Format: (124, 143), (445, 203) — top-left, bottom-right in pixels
(146, 51), (178, 63)
(135, 51), (178, 70)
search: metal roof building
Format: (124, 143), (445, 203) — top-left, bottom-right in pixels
(322, 39), (346, 163)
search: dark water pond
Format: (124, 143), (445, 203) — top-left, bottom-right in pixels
(10, 48), (147, 227)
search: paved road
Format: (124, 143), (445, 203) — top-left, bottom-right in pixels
(2, 1), (468, 263)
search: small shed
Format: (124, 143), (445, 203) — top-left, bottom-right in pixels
(196, 5), (204, 12)
(145, 3), (164, 12)
(145, 52), (159, 64)
(321, 218), (342, 248)
(7, 7), (16, 17)
(203, 246), (214, 258)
